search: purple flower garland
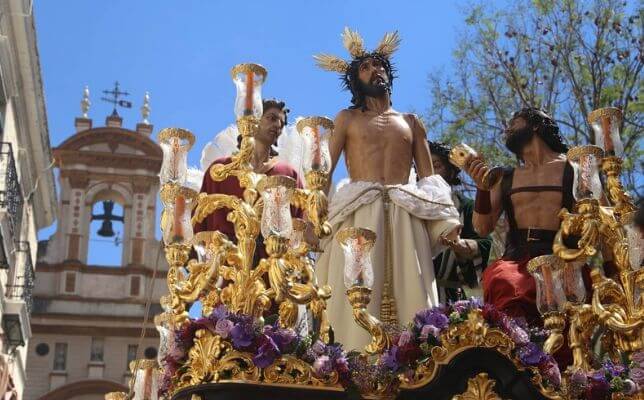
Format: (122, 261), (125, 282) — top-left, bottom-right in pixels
(159, 300), (637, 399)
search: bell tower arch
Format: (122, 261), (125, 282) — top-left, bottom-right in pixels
(42, 115), (162, 267)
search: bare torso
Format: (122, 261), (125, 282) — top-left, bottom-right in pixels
(339, 108), (418, 184)
(509, 158), (567, 231)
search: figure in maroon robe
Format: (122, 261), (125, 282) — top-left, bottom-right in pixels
(193, 99), (303, 259)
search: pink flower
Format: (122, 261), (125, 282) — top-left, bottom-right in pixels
(398, 330), (413, 346)
(632, 351), (644, 367)
(215, 319), (234, 339)
(419, 325), (440, 341)
(313, 355), (333, 376)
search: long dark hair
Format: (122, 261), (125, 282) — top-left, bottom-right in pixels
(428, 141), (462, 185)
(510, 107), (568, 154)
(342, 53), (396, 110)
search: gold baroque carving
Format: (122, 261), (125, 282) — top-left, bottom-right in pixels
(452, 373), (502, 400)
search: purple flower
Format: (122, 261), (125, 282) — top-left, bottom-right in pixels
(380, 346), (399, 370)
(452, 300), (471, 313)
(540, 358), (561, 387)
(602, 358), (626, 377)
(469, 297), (483, 309)
(499, 316), (529, 345)
(517, 343), (547, 366)
(230, 321), (255, 348)
(629, 367), (644, 386)
(631, 350), (644, 366)
(265, 326), (297, 352)
(212, 304), (229, 321)
(311, 340), (326, 356)
(419, 325), (440, 341)
(398, 330), (413, 346)
(414, 308), (449, 330)
(253, 335), (280, 368)
(214, 319), (234, 338)
(570, 369), (588, 390)
(313, 355), (333, 376)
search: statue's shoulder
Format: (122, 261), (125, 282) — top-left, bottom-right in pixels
(402, 112), (426, 132)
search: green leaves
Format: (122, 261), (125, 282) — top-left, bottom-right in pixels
(425, 0), (643, 195)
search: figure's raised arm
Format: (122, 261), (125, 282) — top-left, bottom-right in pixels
(464, 156), (503, 236)
(408, 113), (434, 178)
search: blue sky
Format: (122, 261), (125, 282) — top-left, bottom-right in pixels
(35, 1), (465, 263)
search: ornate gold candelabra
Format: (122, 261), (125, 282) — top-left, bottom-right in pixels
(529, 107), (643, 398)
(153, 63), (344, 395)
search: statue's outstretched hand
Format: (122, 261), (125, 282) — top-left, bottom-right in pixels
(464, 155), (487, 189)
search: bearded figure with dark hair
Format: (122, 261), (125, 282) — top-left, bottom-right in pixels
(194, 98), (303, 259)
(464, 107), (575, 323)
(314, 28), (460, 350)
(429, 141), (491, 303)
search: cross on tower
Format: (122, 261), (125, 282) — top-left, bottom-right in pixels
(101, 81), (132, 116)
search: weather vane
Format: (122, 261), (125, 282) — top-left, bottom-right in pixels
(101, 81), (132, 116)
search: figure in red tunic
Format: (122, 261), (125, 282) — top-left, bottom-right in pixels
(194, 99), (303, 259)
(463, 108), (573, 324)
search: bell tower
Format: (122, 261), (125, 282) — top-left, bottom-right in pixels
(26, 86), (166, 399)
(41, 85), (160, 266)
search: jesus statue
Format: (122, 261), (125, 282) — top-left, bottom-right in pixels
(314, 28), (461, 351)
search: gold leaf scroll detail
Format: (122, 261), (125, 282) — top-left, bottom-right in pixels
(263, 355), (341, 389)
(177, 330), (259, 392)
(452, 373), (502, 400)
(401, 310), (514, 390)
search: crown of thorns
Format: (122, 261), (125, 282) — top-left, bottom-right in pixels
(314, 27), (401, 74)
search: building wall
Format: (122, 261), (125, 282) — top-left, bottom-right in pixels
(0, 1), (58, 398)
(25, 333), (159, 399)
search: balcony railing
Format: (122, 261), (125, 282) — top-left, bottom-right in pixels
(5, 241), (34, 313)
(0, 142), (24, 237)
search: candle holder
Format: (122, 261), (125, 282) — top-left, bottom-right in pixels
(257, 175), (296, 239)
(104, 392), (127, 400)
(567, 145), (604, 201)
(296, 117), (333, 174)
(129, 359), (160, 400)
(337, 227), (391, 354)
(588, 107), (623, 157)
(159, 184), (198, 245)
(158, 128), (195, 186)
(449, 143), (502, 190)
(231, 63), (267, 120)
(527, 255), (567, 354)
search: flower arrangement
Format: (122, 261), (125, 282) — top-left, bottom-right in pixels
(159, 300), (637, 399)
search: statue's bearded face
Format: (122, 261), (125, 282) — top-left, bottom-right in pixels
(356, 57), (390, 97)
(504, 116), (535, 156)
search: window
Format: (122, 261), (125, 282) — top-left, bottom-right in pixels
(127, 344), (138, 369)
(130, 276), (141, 296)
(53, 343), (67, 371)
(90, 337), (104, 362)
(35, 343), (49, 356)
(144, 347), (157, 360)
(64, 272), (76, 293)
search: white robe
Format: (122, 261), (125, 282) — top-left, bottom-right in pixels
(315, 175), (461, 351)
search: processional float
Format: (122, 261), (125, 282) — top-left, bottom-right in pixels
(107, 64), (642, 400)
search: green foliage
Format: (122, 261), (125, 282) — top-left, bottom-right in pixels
(426, 0), (643, 195)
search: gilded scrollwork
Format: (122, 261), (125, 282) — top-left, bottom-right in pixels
(452, 373), (502, 400)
